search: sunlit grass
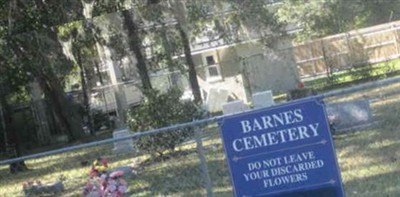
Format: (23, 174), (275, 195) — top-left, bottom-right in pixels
(334, 126), (400, 196)
(326, 82), (400, 103)
(333, 92), (400, 197)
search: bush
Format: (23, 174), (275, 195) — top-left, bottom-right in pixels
(92, 109), (112, 131)
(127, 88), (204, 157)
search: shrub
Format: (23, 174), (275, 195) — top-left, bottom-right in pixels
(127, 88), (204, 157)
(92, 109), (112, 131)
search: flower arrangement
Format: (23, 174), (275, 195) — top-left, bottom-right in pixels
(83, 158), (128, 197)
(90, 158), (109, 178)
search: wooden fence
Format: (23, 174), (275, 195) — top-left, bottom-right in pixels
(284, 21), (400, 78)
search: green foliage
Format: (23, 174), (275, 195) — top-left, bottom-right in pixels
(277, 0), (400, 41)
(58, 21), (83, 40)
(92, 109), (112, 131)
(277, 0), (339, 41)
(127, 88), (205, 156)
(92, 0), (127, 17)
(349, 63), (374, 81)
(190, 0), (282, 45)
(6, 0), (83, 35)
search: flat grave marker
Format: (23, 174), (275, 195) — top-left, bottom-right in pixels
(326, 99), (373, 132)
(252, 90), (275, 109)
(206, 88), (229, 112)
(220, 96), (345, 197)
(223, 100), (249, 115)
(112, 129), (134, 153)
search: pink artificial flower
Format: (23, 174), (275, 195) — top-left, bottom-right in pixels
(107, 183), (117, 192)
(85, 183), (94, 190)
(115, 191), (123, 197)
(110, 170), (124, 178)
(118, 185), (127, 193)
(83, 158), (129, 197)
(297, 81), (305, 89)
(119, 179), (127, 186)
(89, 169), (99, 178)
(100, 158), (108, 167)
(100, 174), (108, 180)
(98, 189), (105, 196)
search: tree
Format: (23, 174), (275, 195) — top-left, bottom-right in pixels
(0, 50), (30, 173)
(127, 88), (204, 157)
(140, 1), (182, 87)
(168, 0), (203, 104)
(92, 0), (203, 101)
(121, 9), (153, 91)
(276, 0), (400, 41)
(0, 0), (31, 173)
(1, 0), (86, 141)
(92, 0), (154, 92)
(0, 0), (95, 173)
(65, 22), (98, 135)
(140, 0), (283, 104)
(9, 33), (85, 140)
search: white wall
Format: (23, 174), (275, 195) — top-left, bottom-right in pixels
(195, 40), (299, 112)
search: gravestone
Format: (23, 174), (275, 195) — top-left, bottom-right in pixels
(55, 135), (69, 143)
(112, 129), (134, 153)
(252, 90), (275, 109)
(223, 100), (249, 115)
(206, 88), (229, 112)
(23, 181), (64, 197)
(326, 99), (373, 132)
(220, 96), (345, 197)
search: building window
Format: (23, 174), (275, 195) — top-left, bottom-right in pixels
(206, 55), (216, 65)
(204, 54), (222, 82)
(207, 65), (220, 77)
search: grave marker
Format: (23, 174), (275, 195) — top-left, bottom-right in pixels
(220, 96), (345, 197)
(206, 88), (229, 112)
(252, 90), (275, 109)
(113, 129), (134, 153)
(223, 100), (249, 115)
(326, 99), (373, 132)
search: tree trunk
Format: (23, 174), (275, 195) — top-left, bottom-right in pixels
(177, 25), (202, 104)
(0, 101), (8, 152)
(37, 72), (84, 141)
(160, 27), (180, 87)
(0, 85), (29, 173)
(121, 10), (153, 91)
(77, 50), (94, 135)
(169, 0), (202, 103)
(42, 30), (85, 140)
(29, 80), (52, 145)
(9, 30), (85, 141)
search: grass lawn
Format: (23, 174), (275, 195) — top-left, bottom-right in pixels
(1, 82), (400, 196)
(335, 94), (400, 197)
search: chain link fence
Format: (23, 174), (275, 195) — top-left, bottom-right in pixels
(1, 77), (400, 197)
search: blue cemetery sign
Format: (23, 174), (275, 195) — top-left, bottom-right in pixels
(220, 96), (345, 197)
